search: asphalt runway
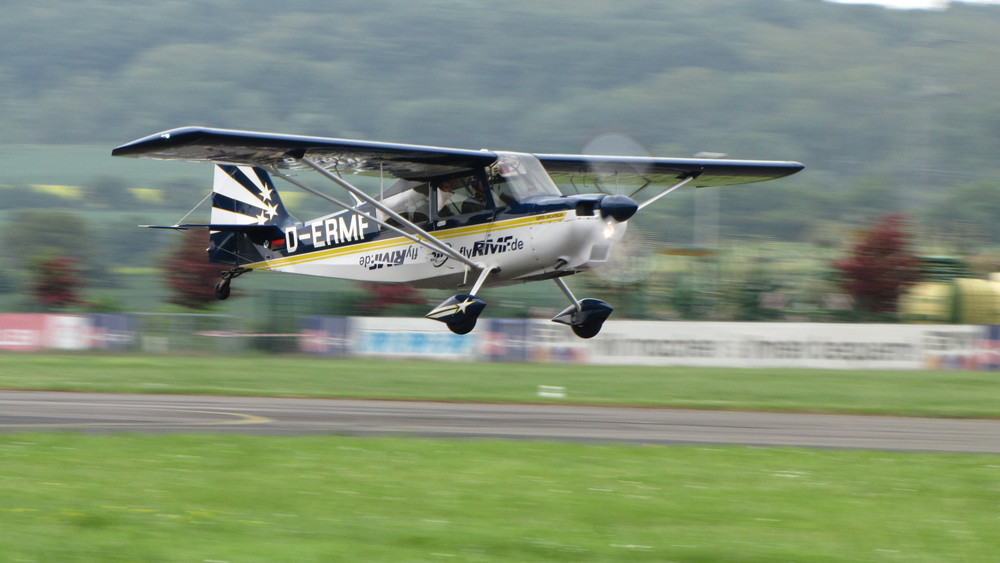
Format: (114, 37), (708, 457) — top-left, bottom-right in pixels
(2, 390), (1000, 453)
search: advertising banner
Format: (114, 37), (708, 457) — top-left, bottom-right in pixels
(352, 316), (478, 361)
(89, 314), (137, 351)
(5, 311), (995, 371)
(580, 321), (983, 370)
(0, 314), (95, 352)
(300, 316), (353, 356)
(43, 315), (90, 350)
(0, 314), (47, 352)
(481, 319), (531, 363)
(974, 325), (1000, 371)
(299, 317), (992, 369)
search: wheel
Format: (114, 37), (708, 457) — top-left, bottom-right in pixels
(571, 321), (603, 339)
(552, 298), (612, 339)
(214, 279), (231, 300)
(446, 317), (477, 335)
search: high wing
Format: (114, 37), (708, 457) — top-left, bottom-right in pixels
(534, 153), (804, 203)
(112, 127), (804, 201)
(111, 126), (498, 181)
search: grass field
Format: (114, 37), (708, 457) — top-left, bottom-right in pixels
(3, 353), (1000, 561)
(2, 353), (1000, 418)
(2, 433), (999, 562)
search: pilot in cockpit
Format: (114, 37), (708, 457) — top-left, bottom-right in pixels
(435, 178), (487, 217)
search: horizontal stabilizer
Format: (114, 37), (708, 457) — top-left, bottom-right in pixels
(139, 224), (188, 230)
(140, 223), (285, 237)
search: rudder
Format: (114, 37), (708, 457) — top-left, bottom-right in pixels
(209, 165), (297, 265)
(210, 165), (294, 226)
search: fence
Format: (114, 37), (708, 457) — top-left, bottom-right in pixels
(0, 313), (247, 355)
(2, 313), (998, 370)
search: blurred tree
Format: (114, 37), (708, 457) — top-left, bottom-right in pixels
(668, 278), (711, 320)
(721, 181), (836, 241)
(354, 282), (424, 316)
(2, 210), (97, 297)
(12, 0), (1000, 302)
(0, 269), (16, 295)
(837, 173), (901, 223)
(3, 210), (90, 269)
(2, 186), (67, 209)
(5, 0), (1000, 188)
(923, 180), (1000, 243)
(86, 175), (135, 209)
(96, 216), (167, 267)
(29, 256), (85, 310)
(162, 230), (225, 309)
(158, 177), (210, 210)
(730, 276), (783, 321)
(833, 213), (919, 317)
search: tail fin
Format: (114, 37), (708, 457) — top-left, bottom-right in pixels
(209, 165), (298, 265)
(210, 164), (295, 227)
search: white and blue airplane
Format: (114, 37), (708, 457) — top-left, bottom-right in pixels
(113, 127), (802, 337)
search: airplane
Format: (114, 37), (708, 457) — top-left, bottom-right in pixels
(112, 127), (803, 338)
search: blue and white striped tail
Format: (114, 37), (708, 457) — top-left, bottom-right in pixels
(208, 165), (297, 265)
(211, 165), (294, 227)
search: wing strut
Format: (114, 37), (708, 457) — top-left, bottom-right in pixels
(636, 175), (697, 210)
(290, 157), (484, 272)
(269, 169), (428, 247)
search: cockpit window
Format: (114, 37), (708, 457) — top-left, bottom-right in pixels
(376, 179), (431, 226)
(432, 176), (489, 218)
(375, 173), (492, 228)
(371, 154), (559, 229)
(489, 152), (561, 204)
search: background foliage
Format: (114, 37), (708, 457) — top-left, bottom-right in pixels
(5, 0), (1000, 179)
(3, 0), (1000, 317)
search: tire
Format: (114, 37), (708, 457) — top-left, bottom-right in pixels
(447, 317), (477, 335)
(214, 280), (231, 300)
(571, 321), (602, 339)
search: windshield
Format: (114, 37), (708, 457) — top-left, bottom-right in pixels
(373, 173), (491, 227)
(489, 152), (561, 204)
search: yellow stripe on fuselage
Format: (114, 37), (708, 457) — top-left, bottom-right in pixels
(248, 211), (568, 270)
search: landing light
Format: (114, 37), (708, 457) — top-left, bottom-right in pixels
(603, 222), (617, 239)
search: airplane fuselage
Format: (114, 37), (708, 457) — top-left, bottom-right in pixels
(247, 199), (625, 290)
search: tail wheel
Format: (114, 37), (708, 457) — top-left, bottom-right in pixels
(214, 279), (231, 300)
(214, 267), (249, 300)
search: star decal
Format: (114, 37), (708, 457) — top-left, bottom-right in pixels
(454, 298), (475, 315)
(265, 203), (278, 219)
(426, 297), (479, 320)
(259, 185), (273, 202)
(255, 211), (268, 225)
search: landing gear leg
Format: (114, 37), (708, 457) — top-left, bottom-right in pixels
(550, 277), (613, 339)
(215, 267), (250, 300)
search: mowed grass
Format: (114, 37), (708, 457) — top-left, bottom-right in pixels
(4, 354), (1000, 561)
(2, 353), (1000, 417)
(2, 433), (999, 562)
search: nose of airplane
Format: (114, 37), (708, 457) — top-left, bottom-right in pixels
(599, 194), (639, 223)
